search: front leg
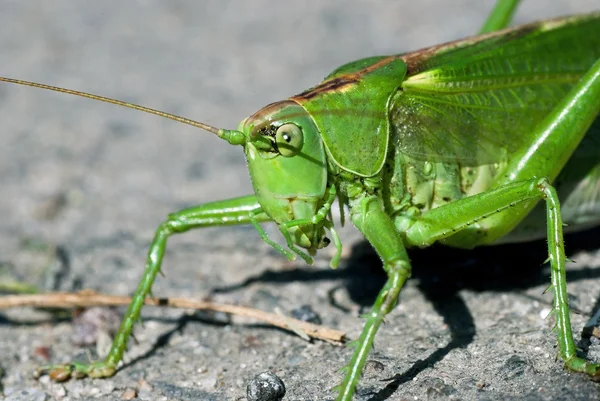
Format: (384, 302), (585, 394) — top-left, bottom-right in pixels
(336, 195), (412, 401)
(36, 195), (271, 380)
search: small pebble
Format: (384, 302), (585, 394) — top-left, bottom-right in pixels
(121, 388), (137, 400)
(247, 371), (286, 401)
(290, 304), (321, 325)
(363, 360), (385, 377)
(424, 377), (457, 399)
(33, 346), (51, 361)
(51, 385), (67, 398)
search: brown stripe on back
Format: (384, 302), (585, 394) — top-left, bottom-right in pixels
(295, 76), (357, 100)
(294, 56), (401, 101)
(399, 19), (545, 75)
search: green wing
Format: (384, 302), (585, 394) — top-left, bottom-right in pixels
(392, 12), (600, 165)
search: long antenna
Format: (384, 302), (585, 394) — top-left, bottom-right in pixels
(0, 77), (246, 145)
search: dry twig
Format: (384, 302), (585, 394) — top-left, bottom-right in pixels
(0, 290), (346, 344)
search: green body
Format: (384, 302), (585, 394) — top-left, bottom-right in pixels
(286, 13), (600, 247)
(1, 2), (600, 400)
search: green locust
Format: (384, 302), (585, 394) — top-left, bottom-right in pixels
(1, 1), (600, 399)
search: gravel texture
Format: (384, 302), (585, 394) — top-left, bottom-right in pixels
(1, 1), (599, 400)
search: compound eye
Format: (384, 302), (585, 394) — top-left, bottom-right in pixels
(275, 123), (303, 157)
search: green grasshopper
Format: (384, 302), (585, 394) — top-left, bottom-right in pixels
(1, 1), (600, 399)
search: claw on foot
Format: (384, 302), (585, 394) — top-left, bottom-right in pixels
(34, 362), (116, 381)
(34, 365), (74, 381)
(49, 367), (73, 381)
(564, 356), (600, 380)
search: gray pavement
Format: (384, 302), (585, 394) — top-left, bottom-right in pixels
(1, 1), (599, 400)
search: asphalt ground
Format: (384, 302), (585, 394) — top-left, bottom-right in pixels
(1, 1), (599, 400)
